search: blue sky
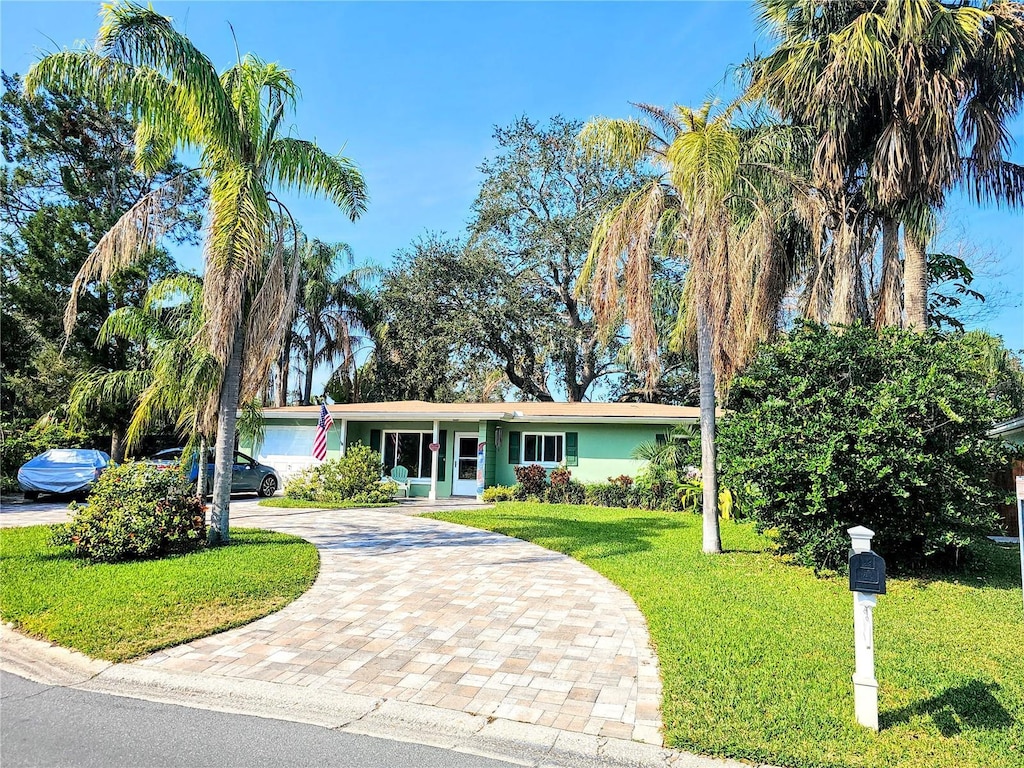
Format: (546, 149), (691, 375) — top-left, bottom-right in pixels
(3, 1), (1022, 352)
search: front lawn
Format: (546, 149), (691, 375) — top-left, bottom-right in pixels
(0, 526), (319, 662)
(428, 502), (1023, 768)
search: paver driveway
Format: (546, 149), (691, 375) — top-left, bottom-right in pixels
(138, 503), (663, 744)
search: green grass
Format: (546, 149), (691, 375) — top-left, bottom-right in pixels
(0, 526), (319, 662)
(257, 497), (396, 509)
(427, 502), (1024, 768)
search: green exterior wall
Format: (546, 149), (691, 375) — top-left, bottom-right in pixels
(251, 416), (677, 498)
(1002, 427), (1024, 446)
(493, 422), (669, 487)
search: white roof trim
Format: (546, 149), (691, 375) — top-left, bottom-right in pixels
(260, 410), (490, 422)
(989, 415), (1024, 437)
(499, 415), (696, 425)
(258, 410), (696, 425)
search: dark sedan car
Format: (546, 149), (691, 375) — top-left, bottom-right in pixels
(147, 448), (280, 497)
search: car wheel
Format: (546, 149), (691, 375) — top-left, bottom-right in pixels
(257, 476), (278, 498)
(23, 491), (38, 501)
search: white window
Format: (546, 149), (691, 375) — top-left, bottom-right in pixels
(382, 431), (433, 480)
(523, 433), (563, 464)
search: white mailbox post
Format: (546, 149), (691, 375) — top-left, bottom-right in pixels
(1016, 476), (1024, 614)
(848, 525), (882, 731)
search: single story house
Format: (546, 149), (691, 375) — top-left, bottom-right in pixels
(990, 415), (1024, 447)
(245, 400), (699, 499)
(990, 415), (1024, 536)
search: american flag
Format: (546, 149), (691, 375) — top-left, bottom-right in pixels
(313, 404), (333, 461)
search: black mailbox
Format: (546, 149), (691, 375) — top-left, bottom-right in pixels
(849, 551), (886, 594)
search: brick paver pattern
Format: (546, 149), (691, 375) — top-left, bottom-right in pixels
(138, 504), (663, 743)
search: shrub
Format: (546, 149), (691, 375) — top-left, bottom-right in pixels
(547, 467), (586, 504)
(633, 475), (683, 511)
(549, 466), (572, 487)
(482, 485), (516, 503)
(584, 481), (637, 509)
(718, 321), (1011, 571)
(551, 481), (586, 505)
(513, 464), (548, 499)
(50, 462), (205, 562)
(284, 443), (396, 505)
(632, 429), (701, 511)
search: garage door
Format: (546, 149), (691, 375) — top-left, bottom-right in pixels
(258, 425), (318, 482)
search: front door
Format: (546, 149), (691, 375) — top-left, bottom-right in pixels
(452, 432), (479, 496)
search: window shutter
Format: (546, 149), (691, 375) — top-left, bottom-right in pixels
(508, 431), (521, 464)
(369, 429), (382, 453)
(565, 432), (578, 466)
(438, 431), (447, 481)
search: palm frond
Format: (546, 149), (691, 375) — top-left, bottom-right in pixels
(268, 138), (368, 220)
(63, 171), (198, 338)
(578, 118), (664, 168)
(96, 0), (241, 154)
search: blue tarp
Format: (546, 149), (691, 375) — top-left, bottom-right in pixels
(17, 449), (111, 494)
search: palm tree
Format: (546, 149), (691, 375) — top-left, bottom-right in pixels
(748, 0), (1024, 331)
(292, 239), (354, 404)
(26, 1), (367, 543)
(67, 273), (220, 492)
(579, 102), (810, 553)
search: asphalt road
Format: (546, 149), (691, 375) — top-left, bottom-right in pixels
(0, 672), (518, 768)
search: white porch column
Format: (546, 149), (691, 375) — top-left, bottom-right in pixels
(339, 419), (347, 457)
(429, 419), (440, 500)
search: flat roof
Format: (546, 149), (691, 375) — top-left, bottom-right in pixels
(260, 400), (703, 424)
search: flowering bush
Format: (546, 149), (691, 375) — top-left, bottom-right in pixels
(284, 443), (397, 505)
(50, 461), (205, 562)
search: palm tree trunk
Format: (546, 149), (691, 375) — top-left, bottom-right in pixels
(903, 229), (929, 331)
(109, 425), (125, 463)
(196, 435), (208, 498)
(274, 337), (291, 407)
(695, 303), (723, 555)
(829, 235), (859, 326)
(303, 346), (315, 405)
(209, 324), (245, 545)
(874, 218), (902, 329)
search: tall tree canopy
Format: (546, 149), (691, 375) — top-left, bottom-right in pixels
(468, 115), (643, 401)
(26, 1), (367, 542)
(1, 71), (204, 456)
(368, 235), (515, 403)
(747, 0), (1024, 331)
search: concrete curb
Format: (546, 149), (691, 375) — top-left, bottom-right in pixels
(1, 625), (770, 768)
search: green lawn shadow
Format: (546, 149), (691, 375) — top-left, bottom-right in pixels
(894, 541), (1022, 591)
(881, 680), (1014, 735)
